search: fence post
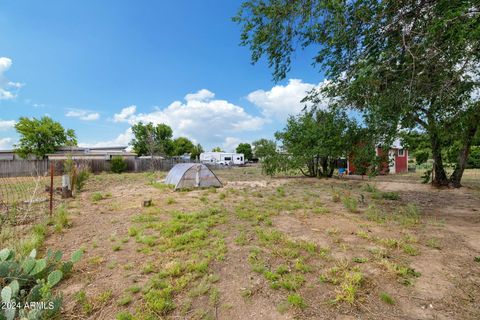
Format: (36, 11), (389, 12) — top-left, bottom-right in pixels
(49, 162), (54, 215)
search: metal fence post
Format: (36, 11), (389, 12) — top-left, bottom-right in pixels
(49, 162), (54, 215)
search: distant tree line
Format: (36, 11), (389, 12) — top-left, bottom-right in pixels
(130, 122), (203, 159)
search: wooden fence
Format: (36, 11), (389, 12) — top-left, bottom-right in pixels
(0, 158), (198, 178)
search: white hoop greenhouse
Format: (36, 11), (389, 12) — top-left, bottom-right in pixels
(164, 163), (223, 190)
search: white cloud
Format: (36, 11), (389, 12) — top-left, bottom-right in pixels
(110, 89), (265, 149)
(185, 89), (215, 102)
(0, 138), (13, 149)
(247, 79), (331, 121)
(0, 119), (16, 131)
(78, 128), (133, 149)
(0, 57), (23, 100)
(113, 105), (137, 123)
(222, 137), (241, 152)
(65, 109), (100, 121)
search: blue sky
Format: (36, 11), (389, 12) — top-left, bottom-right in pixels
(0, 0), (325, 152)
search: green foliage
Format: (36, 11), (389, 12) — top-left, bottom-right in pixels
(172, 137), (195, 156)
(275, 109), (358, 178)
(421, 169), (432, 184)
(0, 248), (82, 319)
(467, 146), (480, 168)
(341, 196), (358, 213)
(52, 205), (71, 233)
(400, 132), (431, 165)
(286, 294), (307, 309)
(211, 147), (223, 152)
(130, 122), (174, 156)
(75, 167), (90, 191)
(363, 184), (378, 193)
(350, 135), (379, 177)
(252, 138), (277, 159)
(116, 311), (134, 320)
(111, 156), (127, 174)
(235, 143), (253, 160)
(190, 143), (204, 160)
(381, 192), (400, 201)
(415, 150), (430, 166)
(336, 271), (364, 304)
(234, 0), (480, 187)
(14, 116), (77, 159)
(92, 192), (104, 202)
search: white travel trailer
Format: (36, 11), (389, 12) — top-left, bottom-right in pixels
(200, 152), (245, 165)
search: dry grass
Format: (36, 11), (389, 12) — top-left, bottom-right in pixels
(10, 166), (479, 320)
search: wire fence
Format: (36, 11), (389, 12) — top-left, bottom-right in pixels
(0, 169), (62, 226)
(0, 157), (238, 225)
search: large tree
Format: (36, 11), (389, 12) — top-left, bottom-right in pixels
(130, 122), (174, 157)
(235, 0), (480, 187)
(236, 143), (253, 160)
(14, 116), (77, 159)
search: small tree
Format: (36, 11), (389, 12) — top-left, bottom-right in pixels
(252, 139), (277, 160)
(172, 137), (195, 156)
(212, 147), (224, 152)
(111, 156), (127, 174)
(235, 143), (253, 160)
(190, 143), (204, 160)
(130, 122), (174, 157)
(275, 109), (357, 178)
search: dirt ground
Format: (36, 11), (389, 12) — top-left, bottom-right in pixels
(42, 167), (480, 319)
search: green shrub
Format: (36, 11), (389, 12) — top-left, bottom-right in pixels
(467, 146), (480, 168)
(111, 156), (128, 174)
(415, 150), (430, 165)
(0, 248), (82, 319)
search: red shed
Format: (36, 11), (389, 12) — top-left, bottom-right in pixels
(347, 140), (408, 175)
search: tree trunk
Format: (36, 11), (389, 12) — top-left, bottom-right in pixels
(320, 157), (328, 177)
(430, 134), (449, 187)
(449, 111), (479, 188)
(327, 159), (335, 177)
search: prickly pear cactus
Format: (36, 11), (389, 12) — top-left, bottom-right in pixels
(0, 248), (82, 320)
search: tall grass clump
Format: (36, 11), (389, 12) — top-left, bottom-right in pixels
(342, 196), (358, 213)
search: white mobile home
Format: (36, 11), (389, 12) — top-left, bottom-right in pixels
(200, 152), (245, 165)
